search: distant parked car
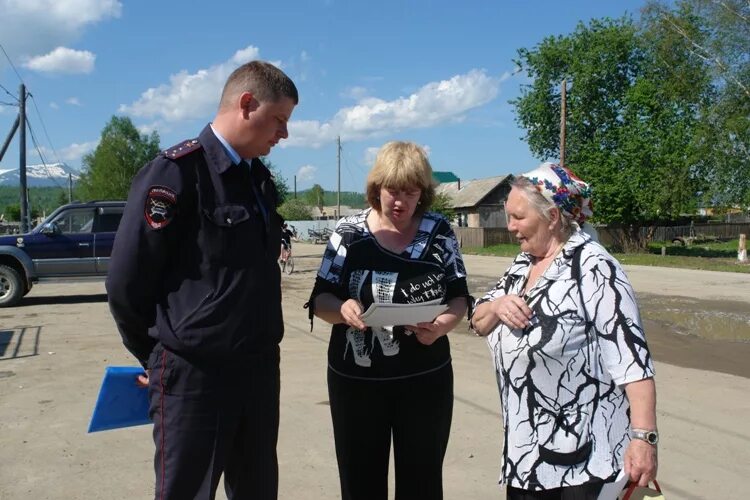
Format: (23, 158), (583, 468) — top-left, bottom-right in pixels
(0, 200), (125, 307)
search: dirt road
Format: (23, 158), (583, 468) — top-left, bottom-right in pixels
(1, 243), (747, 499)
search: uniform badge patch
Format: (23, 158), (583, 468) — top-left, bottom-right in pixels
(144, 186), (177, 229)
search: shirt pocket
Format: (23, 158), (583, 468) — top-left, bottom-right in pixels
(535, 405), (593, 466)
(202, 204), (262, 265)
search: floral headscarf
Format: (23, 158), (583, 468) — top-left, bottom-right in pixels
(520, 162), (593, 224)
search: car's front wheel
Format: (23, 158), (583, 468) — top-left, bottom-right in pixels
(0, 264), (24, 307)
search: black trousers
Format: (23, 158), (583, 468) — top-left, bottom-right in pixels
(328, 363), (454, 500)
(507, 481), (606, 500)
(148, 344), (280, 500)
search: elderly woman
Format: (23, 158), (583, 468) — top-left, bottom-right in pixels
(307, 141), (469, 500)
(471, 163), (657, 500)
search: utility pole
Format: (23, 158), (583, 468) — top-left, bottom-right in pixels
(19, 84), (29, 233)
(336, 135), (341, 219)
(0, 116), (19, 162)
(68, 173), (73, 203)
(560, 79), (567, 167)
(294, 175), (297, 199)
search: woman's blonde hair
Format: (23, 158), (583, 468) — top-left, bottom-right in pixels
(366, 141), (435, 215)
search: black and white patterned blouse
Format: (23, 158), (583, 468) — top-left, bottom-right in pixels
(475, 230), (654, 490)
(309, 208), (469, 380)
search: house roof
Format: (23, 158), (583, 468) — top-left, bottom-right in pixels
(435, 174), (512, 209)
(432, 171), (460, 183)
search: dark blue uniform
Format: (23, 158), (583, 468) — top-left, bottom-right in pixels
(106, 124), (284, 500)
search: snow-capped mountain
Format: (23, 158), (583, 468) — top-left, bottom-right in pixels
(0, 163), (80, 187)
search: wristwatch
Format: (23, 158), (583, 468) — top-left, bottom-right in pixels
(629, 428), (659, 445)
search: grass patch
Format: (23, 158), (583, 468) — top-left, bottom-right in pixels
(463, 238), (750, 274)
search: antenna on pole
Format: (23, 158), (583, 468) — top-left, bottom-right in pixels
(560, 79), (567, 167)
(337, 136), (341, 219)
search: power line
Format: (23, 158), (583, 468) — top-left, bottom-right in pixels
(28, 93), (62, 165)
(0, 42), (26, 85)
(26, 118), (67, 192)
(0, 82), (18, 103)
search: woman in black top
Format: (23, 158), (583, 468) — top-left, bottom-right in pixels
(308, 141), (469, 500)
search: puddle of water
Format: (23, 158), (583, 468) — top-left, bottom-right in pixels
(638, 294), (750, 343)
(468, 277), (750, 378)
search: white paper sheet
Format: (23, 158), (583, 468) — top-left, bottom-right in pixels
(360, 301), (449, 328)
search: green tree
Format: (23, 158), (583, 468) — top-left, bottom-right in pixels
(430, 192), (456, 222)
(261, 157), (290, 206)
(77, 116), (160, 201)
(277, 198), (313, 221)
(305, 184), (325, 209)
(644, 0), (750, 207)
(511, 16), (711, 249)
(3, 204), (20, 221)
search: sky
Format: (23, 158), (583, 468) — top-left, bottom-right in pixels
(0, 0), (650, 194)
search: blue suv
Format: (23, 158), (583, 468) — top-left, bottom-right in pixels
(0, 201), (125, 307)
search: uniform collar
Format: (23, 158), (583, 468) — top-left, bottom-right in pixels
(200, 124), (245, 175)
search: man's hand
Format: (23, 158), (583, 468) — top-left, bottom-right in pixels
(135, 370), (150, 388)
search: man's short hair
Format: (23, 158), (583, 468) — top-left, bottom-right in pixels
(220, 60), (299, 108)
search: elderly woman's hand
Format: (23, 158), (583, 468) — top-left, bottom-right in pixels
(624, 439), (658, 487)
(491, 294), (533, 330)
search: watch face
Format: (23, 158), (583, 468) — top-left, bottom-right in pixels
(646, 432), (659, 445)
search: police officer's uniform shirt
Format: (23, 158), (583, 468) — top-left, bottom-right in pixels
(309, 209), (469, 379)
(106, 124), (283, 367)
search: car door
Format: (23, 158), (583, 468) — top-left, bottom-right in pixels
(93, 206), (124, 274)
(26, 207), (97, 276)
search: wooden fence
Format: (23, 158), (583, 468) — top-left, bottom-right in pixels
(454, 223), (750, 248)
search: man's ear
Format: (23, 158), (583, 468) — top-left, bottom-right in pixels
(240, 92), (260, 114)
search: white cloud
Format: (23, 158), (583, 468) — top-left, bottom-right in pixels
(363, 147), (379, 166)
(340, 86), (368, 100)
(66, 97), (81, 106)
(23, 47), (95, 74)
(0, 1), (121, 71)
(119, 46), (273, 124)
(285, 69), (502, 148)
(49, 102), (59, 109)
(296, 164), (317, 183)
(37, 140), (98, 164)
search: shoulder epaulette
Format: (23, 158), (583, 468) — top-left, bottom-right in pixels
(163, 139), (202, 160)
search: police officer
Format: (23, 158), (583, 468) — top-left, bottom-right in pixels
(106, 60), (298, 500)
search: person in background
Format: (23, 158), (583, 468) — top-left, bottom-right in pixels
(280, 222), (295, 264)
(307, 141), (470, 500)
(106, 60), (298, 500)
(470, 163), (657, 500)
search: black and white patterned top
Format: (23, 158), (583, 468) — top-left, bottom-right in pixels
(309, 209), (469, 380)
(475, 230), (655, 490)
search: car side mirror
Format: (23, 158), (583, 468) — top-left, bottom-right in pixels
(41, 222), (61, 236)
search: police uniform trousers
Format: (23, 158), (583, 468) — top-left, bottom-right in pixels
(148, 342), (280, 500)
